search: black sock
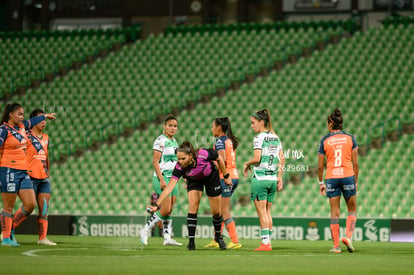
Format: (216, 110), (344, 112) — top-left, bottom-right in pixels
(187, 213), (197, 243)
(212, 215), (223, 239)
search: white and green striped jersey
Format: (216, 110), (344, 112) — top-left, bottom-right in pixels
(252, 131), (283, 181)
(153, 134), (178, 178)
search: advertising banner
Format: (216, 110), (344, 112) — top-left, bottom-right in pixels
(72, 216), (390, 242)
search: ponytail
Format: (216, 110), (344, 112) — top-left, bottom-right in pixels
(1, 103), (22, 124)
(177, 141), (196, 157)
(253, 108), (274, 134)
(327, 108), (343, 130)
(214, 117), (240, 150)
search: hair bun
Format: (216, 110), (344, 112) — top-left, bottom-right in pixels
(334, 108), (342, 117)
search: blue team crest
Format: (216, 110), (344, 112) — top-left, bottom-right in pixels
(6, 125), (26, 144)
(34, 141), (43, 150)
(30, 135), (46, 153)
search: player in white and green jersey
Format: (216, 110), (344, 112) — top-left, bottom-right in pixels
(243, 109), (285, 252)
(140, 115), (182, 247)
(152, 134), (178, 195)
(252, 131), (283, 182)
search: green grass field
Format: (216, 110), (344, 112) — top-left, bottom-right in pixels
(1, 235), (413, 274)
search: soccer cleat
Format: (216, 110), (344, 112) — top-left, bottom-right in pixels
(214, 236), (227, 250)
(254, 243), (272, 251)
(227, 241), (242, 250)
(1, 238), (20, 247)
(1, 229), (16, 242)
(163, 239), (183, 246)
(203, 240), (219, 248)
(140, 228), (150, 246)
(187, 241), (195, 250)
(329, 246), (342, 253)
(342, 237), (354, 253)
(38, 238), (57, 246)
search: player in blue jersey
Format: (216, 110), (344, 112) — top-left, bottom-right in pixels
(204, 117), (242, 249)
(0, 103), (55, 247)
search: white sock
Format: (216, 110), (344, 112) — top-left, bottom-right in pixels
(261, 228), (270, 245)
(163, 218), (172, 240)
(146, 213), (162, 230)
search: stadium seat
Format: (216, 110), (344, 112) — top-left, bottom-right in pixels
(11, 21), (408, 217)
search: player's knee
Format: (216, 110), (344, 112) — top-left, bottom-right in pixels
(160, 208), (172, 216)
(24, 203), (36, 214)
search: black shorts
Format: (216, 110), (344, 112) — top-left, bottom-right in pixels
(186, 169), (222, 197)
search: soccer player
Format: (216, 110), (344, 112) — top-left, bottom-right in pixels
(318, 108), (359, 253)
(204, 117), (242, 249)
(243, 109), (284, 251)
(23, 109), (56, 245)
(140, 115), (182, 246)
(0, 103), (55, 247)
(147, 141), (232, 250)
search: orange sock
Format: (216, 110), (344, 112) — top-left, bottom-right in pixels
(346, 213), (357, 239)
(37, 217), (48, 240)
(225, 218), (239, 244)
(1, 212), (13, 239)
(330, 223), (340, 248)
(13, 207), (29, 228)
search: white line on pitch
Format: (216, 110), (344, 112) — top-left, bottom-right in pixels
(22, 248), (88, 257)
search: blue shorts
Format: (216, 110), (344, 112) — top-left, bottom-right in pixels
(0, 167), (33, 193)
(31, 178), (51, 195)
(326, 176), (356, 199)
(220, 179), (239, 198)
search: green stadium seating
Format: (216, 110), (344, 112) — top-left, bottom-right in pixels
(4, 22), (344, 162)
(8, 21), (414, 218)
(0, 26), (141, 99)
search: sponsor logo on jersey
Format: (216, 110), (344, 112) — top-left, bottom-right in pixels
(327, 137), (347, 146)
(332, 168), (344, 176)
(264, 136), (279, 142)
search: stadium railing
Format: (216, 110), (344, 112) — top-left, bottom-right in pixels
(365, 116), (402, 152)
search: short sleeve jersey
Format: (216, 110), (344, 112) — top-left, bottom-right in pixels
(26, 132), (49, 179)
(318, 131), (358, 179)
(153, 134), (178, 177)
(0, 116), (45, 170)
(253, 131), (283, 181)
(0, 123), (29, 170)
(171, 149), (218, 181)
(214, 135), (238, 179)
